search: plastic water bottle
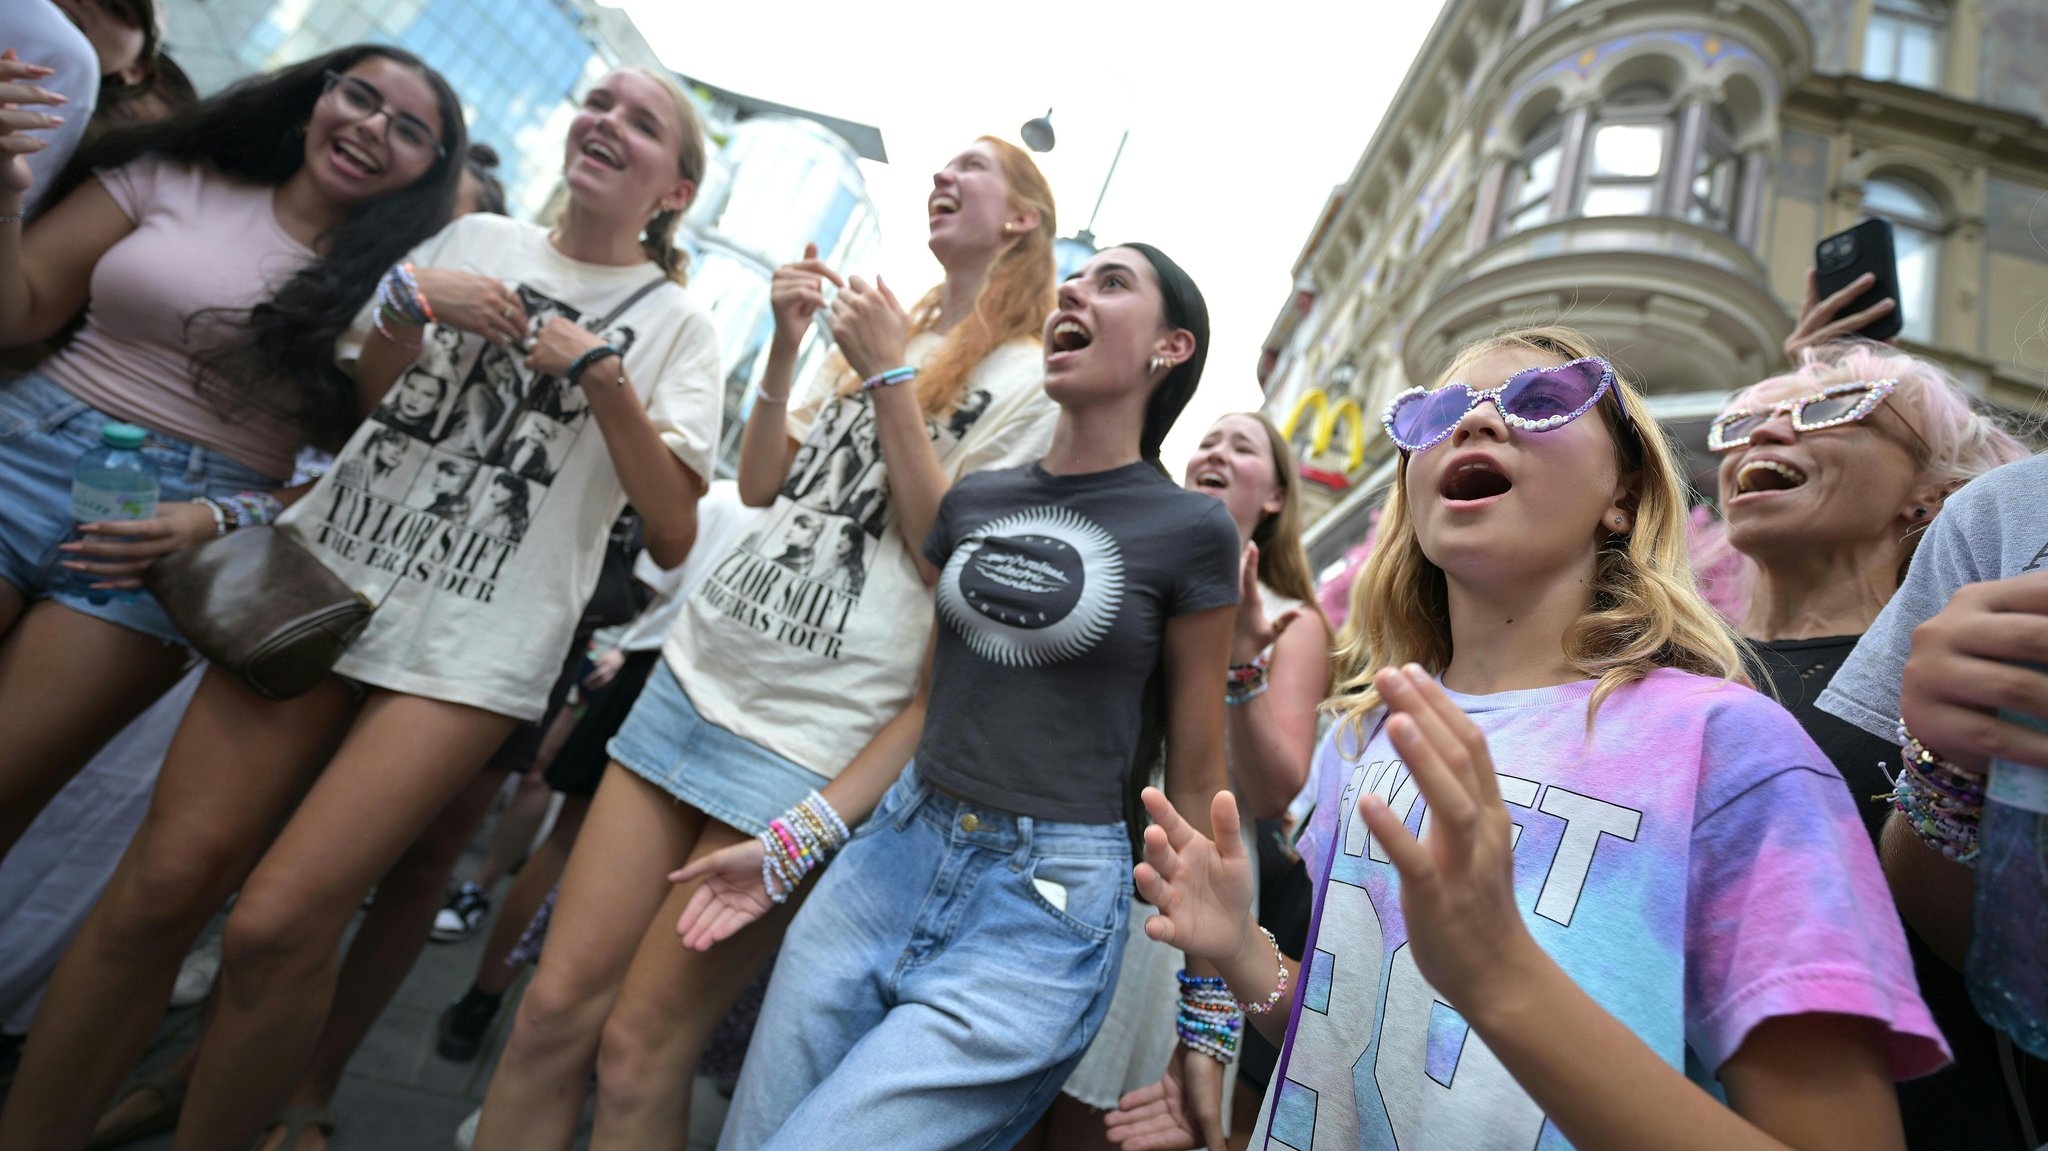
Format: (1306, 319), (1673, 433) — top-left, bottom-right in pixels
(1965, 667), (2048, 1060)
(69, 423), (159, 605)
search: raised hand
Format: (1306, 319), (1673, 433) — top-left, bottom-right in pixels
(0, 50), (68, 199)
(669, 836), (773, 951)
(1230, 542), (1302, 665)
(1104, 1042), (1228, 1151)
(1355, 665), (1543, 1010)
(57, 502), (220, 589)
(1783, 267), (1896, 363)
(413, 267), (526, 347)
(826, 274), (910, 381)
(768, 242), (844, 352)
(1132, 788), (1256, 965)
(1899, 570), (2048, 771)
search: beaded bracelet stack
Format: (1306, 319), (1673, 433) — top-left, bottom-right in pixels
(193, 491), (285, 537)
(1888, 720), (1986, 864)
(1237, 925), (1290, 1015)
(374, 262), (435, 348)
(759, 790), (852, 903)
(1175, 970), (1243, 1064)
(1226, 651), (1270, 706)
(859, 366), (917, 391)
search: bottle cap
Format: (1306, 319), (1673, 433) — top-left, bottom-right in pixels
(100, 423), (147, 451)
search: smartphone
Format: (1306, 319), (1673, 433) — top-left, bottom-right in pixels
(1814, 218), (1904, 341)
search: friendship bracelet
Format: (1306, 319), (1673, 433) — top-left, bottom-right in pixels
(400, 263), (435, 324)
(226, 491), (283, 527)
(753, 382), (789, 406)
(1226, 652), (1270, 706)
(194, 497), (229, 538)
(860, 366), (917, 392)
(0, 211), (23, 227)
(758, 790), (852, 904)
(1238, 927), (1289, 1015)
(1890, 720), (1984, 863)
(1175, 973), (1243, 1063)
(565, 345), (623, 389)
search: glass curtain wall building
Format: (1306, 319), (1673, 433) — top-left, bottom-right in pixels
(161, 0), (604, 219)
(683, 115), (880, 474)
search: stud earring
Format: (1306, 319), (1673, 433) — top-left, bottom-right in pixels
(1149, 355), (1169, 375)
(1913, 507), (1929, 519)
(1002, 222), (1014, 234)
(1612, 515), (1629, 531)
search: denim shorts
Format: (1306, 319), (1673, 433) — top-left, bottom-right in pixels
(607, 659), (830, 835)
(719, 765), (1133, 1151)
(0, 373), (278, 643)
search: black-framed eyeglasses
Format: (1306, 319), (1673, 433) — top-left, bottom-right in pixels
(322, 71), (446, 162)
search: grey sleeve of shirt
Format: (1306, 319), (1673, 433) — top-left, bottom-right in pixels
(1816, 455), (2048, 742)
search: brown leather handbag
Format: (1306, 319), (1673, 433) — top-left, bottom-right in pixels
(144, 527), (373, 700)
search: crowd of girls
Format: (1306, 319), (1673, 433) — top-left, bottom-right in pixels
(2, 20), (2045, 1151)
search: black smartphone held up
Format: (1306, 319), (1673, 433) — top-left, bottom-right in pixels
(1814, 217), (1904, 341)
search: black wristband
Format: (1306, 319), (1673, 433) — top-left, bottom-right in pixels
(565, 344), (622, 388)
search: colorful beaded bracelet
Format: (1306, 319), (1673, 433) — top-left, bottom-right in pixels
(860, 366), (917, 391)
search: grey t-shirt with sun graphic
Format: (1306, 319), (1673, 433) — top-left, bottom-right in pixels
(917, 461), (1241, 823)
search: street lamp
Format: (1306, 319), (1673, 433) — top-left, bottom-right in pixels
(1020, 109), (1055, 153)
(1020, 111), (1130, 277)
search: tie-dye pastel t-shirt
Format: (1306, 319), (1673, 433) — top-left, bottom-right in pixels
(1252, 668), (1947, 1151)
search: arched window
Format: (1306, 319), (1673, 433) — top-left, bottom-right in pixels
(1582, 82), (1671, 217)
(1862, 176), (1942, 342)
(1500, 112), (1564, 235)
(1864, 0), (1947, 88)
(1686, 106), (1739, 230)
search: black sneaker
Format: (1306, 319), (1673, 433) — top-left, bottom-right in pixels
(436, 990), (502, 1062)
(430, 882), (490, 944)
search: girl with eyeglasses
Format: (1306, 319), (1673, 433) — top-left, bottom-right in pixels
(0, 44), (465, 863)
(1113, 326), (1948, 1151)
(3, 67), (721, 1151)
(1700, 341), (2033, 1149)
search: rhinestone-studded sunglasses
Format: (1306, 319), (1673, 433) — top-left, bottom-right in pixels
(1382, 357), (1616, 454)
(1707, 380), (1897, 452)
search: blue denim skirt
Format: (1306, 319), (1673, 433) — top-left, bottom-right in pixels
(0, 373), (278, 642)
(607, 658), (831, 834)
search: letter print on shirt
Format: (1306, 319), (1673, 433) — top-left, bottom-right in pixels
(302, 283), (637, 605)
(936, 505), (1125, 668)
(1257, 754), (1641, 1151)
(698, 385), (1000, 661)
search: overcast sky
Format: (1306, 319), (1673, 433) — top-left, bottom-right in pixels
(621, 0), (1447, 470)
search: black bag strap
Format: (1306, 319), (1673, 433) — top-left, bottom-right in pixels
(585, 275), (672, 334)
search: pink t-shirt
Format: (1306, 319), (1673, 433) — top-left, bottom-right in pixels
(1255, 669), (1947, 1150)
(40, 156), (314, 479)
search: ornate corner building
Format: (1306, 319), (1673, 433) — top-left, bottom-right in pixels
(1261, 0), (2048, 569)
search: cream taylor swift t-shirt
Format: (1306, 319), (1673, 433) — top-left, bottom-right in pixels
(277, 214), (722, 721)
(663, 332), (1057, 778)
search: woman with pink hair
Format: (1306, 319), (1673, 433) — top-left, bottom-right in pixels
(1704, 337), (2034, 1149)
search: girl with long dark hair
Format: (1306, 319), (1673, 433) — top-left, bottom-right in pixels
(2, 67), (720, 1151)
(1112, 327), (1946, 1151)
(474, 137), (1060, 1150)
(673, 243), (1240, 1150)
(1044, 411), (1333, 1149)
(0, 43), (466, 859)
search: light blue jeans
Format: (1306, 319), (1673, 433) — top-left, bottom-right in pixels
(718, 765), (1134, 1151)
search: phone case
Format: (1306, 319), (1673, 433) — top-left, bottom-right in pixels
(1814, 217), (1904, 342)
